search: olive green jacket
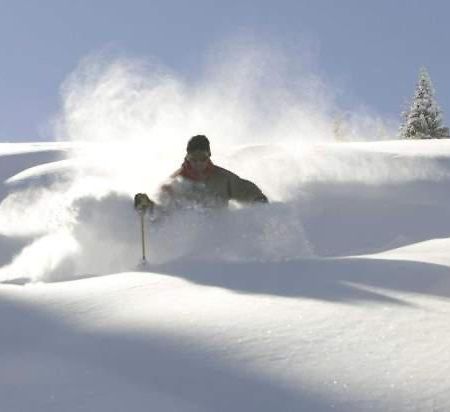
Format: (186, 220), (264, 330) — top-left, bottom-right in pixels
(158, 165), (267, 210)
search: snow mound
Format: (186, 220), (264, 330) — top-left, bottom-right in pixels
(2, 141), (450, 411)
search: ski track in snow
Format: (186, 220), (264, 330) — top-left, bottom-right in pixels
(1, 141), (450, 411)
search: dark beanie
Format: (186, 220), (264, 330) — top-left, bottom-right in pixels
(187, 135), (211, 155)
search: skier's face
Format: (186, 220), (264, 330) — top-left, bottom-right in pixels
(187, 151), (210, 172)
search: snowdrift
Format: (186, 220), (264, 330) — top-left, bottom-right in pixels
(1, 140), (450, 411)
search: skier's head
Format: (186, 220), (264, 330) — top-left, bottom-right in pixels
(186, 135), (211, 173)
(187, 135), (211, 156)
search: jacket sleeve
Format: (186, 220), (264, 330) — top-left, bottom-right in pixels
(227, 172), (268, 203)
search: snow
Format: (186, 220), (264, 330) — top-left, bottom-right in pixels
(1, 140), (450, 411)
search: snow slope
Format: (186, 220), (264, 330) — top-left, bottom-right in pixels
(1, 140), (450, 411)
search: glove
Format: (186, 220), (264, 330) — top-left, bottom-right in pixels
(254, 193), (268, 203)
(134, 193), (154, 211)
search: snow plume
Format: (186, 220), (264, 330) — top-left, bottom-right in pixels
(53, 39), (340, 197)
(0, 38), (398, 283)
(59, 193), (313, 278)
(12, 41), (320, 281)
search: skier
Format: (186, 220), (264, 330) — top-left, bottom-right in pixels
(134, 135), (268, 213)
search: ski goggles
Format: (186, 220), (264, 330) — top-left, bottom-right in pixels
(187, 151), (210, 162)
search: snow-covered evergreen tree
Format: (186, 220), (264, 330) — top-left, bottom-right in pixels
(400, 68), (449, 139)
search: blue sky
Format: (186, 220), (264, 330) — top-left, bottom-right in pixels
(1, 0), (449, 141)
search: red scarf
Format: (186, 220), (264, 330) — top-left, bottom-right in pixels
(176, 159), (215, 181)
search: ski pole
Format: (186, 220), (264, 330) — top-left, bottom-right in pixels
(140, 209), (146, 262)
